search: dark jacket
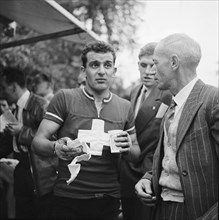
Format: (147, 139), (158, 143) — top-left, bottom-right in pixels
(120, 84), (172, 197)
(144, 80), (219, 220)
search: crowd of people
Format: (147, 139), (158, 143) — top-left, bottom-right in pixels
(0, 33), (218, 220)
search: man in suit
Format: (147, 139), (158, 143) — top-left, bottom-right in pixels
(135, 33), (219, 220)
(0, 66), (48, 218)
(120, 42), (172, 220)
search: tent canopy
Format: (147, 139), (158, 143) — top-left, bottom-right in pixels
(0, 0), (100, 49)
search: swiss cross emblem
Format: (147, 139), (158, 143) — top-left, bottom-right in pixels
(78, 119), (110, 156)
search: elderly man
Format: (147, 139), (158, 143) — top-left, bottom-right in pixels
(135, 33), (218, 220)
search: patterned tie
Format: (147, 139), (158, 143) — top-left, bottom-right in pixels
(164, 100), (177, 133)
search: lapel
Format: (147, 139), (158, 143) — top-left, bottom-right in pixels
(176, 80), (204, 150)
(23, 93), (35, 111)
(135, 86), (162, 133)
(131, 84), (142, 110)
(152, 122), (165, 195)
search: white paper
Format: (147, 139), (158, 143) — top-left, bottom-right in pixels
(66, 140), (91, 185)
(0, 158), (19, 168)
(0, 110), (17, 132)
(108, 130), (123, 153)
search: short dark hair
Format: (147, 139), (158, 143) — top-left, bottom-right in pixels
(138, 42), (157, 59)
(33, 71), (53, 85)
(0, 66), (26, 88)
(81, 41), (116, 67)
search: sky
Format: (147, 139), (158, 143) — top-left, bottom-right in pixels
(116, 0), (219, 88)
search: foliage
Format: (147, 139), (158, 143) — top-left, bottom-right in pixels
(0, 1), (146, 97)
(57, 0), (145, 50)
(0, 25), (83, 92)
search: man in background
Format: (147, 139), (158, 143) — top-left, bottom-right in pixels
(32, 71), (54, 103)
(120, 42), (172, 220)
(135, 33), (218, 220)
(32, 70), (58, 218)
(0, 66), (47, 218)
(77, 71), (86, 88)
(0, 96), (16, 219)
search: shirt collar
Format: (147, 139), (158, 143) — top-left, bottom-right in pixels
(142, 85), (146, 91)
(82, 87), (112, 103)
(173, 77), (199, 109)
(144, 84), (154, 92)
(17, 90), (30, 109)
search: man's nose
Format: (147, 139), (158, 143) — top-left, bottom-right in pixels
(145, 65), (152, 74)
(98, 65), (106, 75)
(149, 65), (156, 75)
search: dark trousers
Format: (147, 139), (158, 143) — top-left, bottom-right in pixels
(52, 195), (120, 220)
(153, 199), (188, 220)
(14, 154), (37, 219)
(14, 153), (54, 219)
(0, 181), (7, 219)
(121, 197), (154, 220)
(36, 192), (54, 219)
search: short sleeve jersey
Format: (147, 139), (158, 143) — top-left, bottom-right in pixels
(44, 88), (135, 199)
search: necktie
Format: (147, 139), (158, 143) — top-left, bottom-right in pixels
(134, 87), (147, 118)
(12, 104), (20, 153)
(164, 100), (177, 133)
(140, 87), (147, 105)
(14, 104), (19, 120)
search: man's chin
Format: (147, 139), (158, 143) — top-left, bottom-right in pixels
(93, 85), (108, 93)
(143, 82), (157, 88)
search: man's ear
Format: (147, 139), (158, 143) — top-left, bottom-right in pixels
(137, 61), (140, 70)
(171, 55), (179, 70)
(80, 66), (85, 72)
(112, 67), (117, 77)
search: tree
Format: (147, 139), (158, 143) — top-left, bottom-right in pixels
(57, 0), (146, 50)
(0, 1), (146, 95)
(0, 25), (83, 92)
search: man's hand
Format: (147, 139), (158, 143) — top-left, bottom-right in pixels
(5, 122), (22, 136)
(54, 137), (84, 160)
(135, 178), (156, 206)
(114, 131), (131, 154)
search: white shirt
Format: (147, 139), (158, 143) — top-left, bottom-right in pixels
(13, 90), (30, 153)
(17, 90), (30, 123)
(134, 85), (147, 118)
(173, 77), (199, 117)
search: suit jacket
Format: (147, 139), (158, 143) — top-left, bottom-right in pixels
(18, 93), (47, 147)
(0, 93), (47, 157)
(145, 80), (219, 220)
(14, 93), (48, 196)
(120, 84), (172, 197)
(19, 93), (58, 197)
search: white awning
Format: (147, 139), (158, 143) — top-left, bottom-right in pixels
(0, 0), (100, 48)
